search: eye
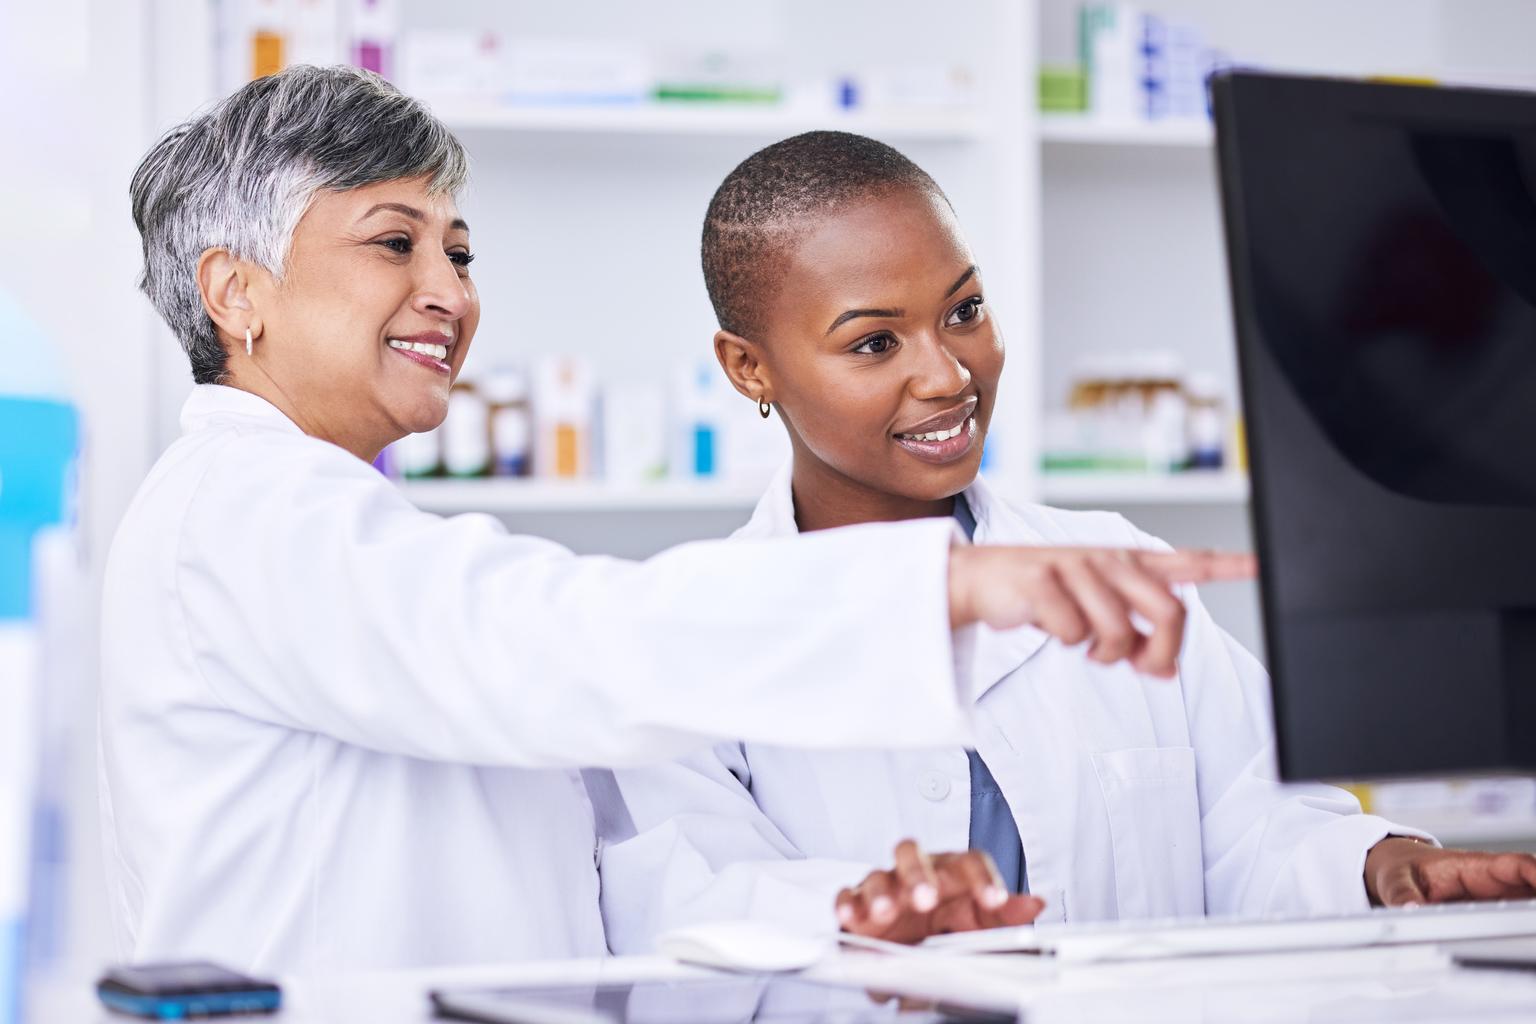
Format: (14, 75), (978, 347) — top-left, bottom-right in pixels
(852, 333), (898, 356)
(946, 296), (985, 327)
(378, 236), (412, 256)
(448, 250), (476, 269)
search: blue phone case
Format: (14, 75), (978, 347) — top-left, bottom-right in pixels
(97, 984), (282, 1019)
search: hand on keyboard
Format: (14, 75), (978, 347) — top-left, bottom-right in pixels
(835, 839), (1044, 945)
(1366, 837), (1536, 906)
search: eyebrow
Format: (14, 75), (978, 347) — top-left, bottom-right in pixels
(360, 202), (470, 232)
(823, 264), (981, 335)
(944, 265), (979, 298)
(825, 306), (904, 335)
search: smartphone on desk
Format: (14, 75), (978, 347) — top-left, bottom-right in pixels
(97, 961), (281, 1019)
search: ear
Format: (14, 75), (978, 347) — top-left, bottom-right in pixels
(714, 329), (773, 406)
(195, 248), (261, 349)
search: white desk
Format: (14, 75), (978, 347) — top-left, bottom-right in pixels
(30, 941), (1536, 1023)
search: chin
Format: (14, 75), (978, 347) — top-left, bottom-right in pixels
(888, 465), (977, 504)
(394, 390), (451, 434)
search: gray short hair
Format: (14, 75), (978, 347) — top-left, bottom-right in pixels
(131, 65), (470, 384)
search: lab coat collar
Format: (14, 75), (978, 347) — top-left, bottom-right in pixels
(180, 384), (305, 438)
(737, 462), (1051, 701)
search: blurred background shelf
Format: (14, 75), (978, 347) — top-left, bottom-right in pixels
(1038, 114), (1214, 147)
(1382, 815), (1536, 852)
(399, 478), (767, 514)
(403, 469), (1252, 516)
(1039, 470), (1249, 506)
(435, 103), (989, 140)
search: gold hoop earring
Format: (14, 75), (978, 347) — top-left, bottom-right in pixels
(758, 397), (771, 419)
(245, 327), (253, 357)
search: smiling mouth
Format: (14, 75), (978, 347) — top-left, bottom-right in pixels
(892, 397), (979, 439)
(891, 395), (981, 466)
(892, 416), (979, 466)
(386, 336), (453, 375)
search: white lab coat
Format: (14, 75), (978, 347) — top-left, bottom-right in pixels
(98, 386), (977, 973)
(595, 466), (1434, 953)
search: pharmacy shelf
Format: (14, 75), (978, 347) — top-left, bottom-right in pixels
(398, 478), (767, 514)
(435, 103), (988, 141)
(1040, 470), (1249, 506)
(405, 472), (1249, 514)
(1038, 115), (1213, 147)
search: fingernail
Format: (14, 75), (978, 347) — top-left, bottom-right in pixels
(984, 886), (1008, 909)
(871, 896), (895, 921)
(836, 904), (855, 925)
(913, 883), (938, 912)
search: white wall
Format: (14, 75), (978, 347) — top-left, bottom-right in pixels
(1, 0), (161, 975)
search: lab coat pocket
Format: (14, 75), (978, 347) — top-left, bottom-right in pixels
(1091, 746), (1204, 920)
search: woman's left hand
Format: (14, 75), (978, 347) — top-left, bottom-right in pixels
(1366, 837), (1536, 905)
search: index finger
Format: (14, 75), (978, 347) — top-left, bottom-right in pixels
(1133, 549), (1257, 584)
(893, 839), (941, 914)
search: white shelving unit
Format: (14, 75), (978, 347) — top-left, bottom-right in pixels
(1038, 114), (1213, 147)
(437, 103), (988, 141)
(400, 477), (765, 515)
(1040, 470), (1248, 507)
(402, 468), (1252, 516)
(1379, 814), (1536, 851)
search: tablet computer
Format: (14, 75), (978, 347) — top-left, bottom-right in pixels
(430, 974), (1016, 1024)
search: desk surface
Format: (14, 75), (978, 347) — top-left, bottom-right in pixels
(31, 942), (1536, 1023)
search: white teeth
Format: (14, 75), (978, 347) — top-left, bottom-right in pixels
(899, 421), (966, 442)
(388, 339), (448, 360)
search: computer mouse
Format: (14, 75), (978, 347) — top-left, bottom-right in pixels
(655, 920), (835, 973)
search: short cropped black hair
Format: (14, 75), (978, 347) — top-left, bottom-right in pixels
(701, 131), (947, 338)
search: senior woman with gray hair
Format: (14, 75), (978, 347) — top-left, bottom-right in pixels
(104, 64), (1247, 972)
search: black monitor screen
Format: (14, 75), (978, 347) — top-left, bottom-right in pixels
(1212, 71), (1536, 779)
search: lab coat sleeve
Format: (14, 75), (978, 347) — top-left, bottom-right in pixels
(174, 432), (971, 766)
(1127, 527), (1438, 916)
(590, 750), (874, 953)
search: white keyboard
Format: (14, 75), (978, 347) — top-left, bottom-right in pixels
(921, 899), (1536, 964)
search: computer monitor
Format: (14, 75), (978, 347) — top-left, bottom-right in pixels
(1210, 70), (1536, 780)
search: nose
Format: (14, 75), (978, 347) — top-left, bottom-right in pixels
(908, 333), (972, 401)
(411, 251), (473, 323)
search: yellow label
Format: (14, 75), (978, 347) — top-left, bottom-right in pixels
(1368, 75), (1439, 87)
(1338, 782), (1375, 814)
(554, 424), (580, 478)
(253, 31), (285, 80)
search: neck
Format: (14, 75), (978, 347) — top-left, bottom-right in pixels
(789, 452), (956, 533)
(224, 367), (387, 464)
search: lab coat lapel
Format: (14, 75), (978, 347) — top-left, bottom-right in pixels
(959, 476), (1052, 703)
(734, 462), (798, 541)
(179, 384), (306, 436)
(738, 466), (1053, 703)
